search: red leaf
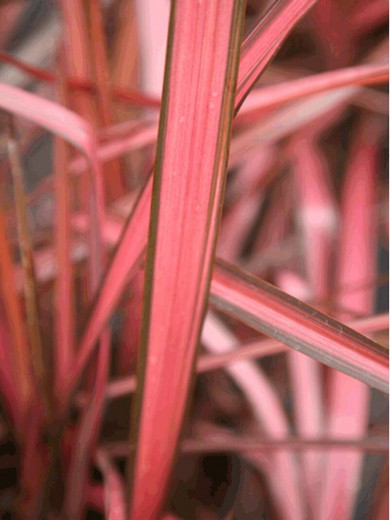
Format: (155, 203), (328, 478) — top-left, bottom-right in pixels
(0, 206), (31, 425)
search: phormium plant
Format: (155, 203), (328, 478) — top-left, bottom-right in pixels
(0, 0), (388, 519)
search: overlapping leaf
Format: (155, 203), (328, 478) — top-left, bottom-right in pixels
(210, 261), (388, 393)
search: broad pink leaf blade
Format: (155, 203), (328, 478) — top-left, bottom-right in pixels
(29, 2), (335, 402)
(128, 2), (245, 519)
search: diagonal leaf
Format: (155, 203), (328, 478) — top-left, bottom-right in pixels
(235, 0), (318, 109)
(127, 2), (245, 518)
(98, 312), (388, 403)
(30, 195), (388, 401)
(0, 50), (160, 108)
(237, 62), (389, 124)
(210, 261), (388, 393)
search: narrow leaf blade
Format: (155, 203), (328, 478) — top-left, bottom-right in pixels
(210, 261), (388, 393)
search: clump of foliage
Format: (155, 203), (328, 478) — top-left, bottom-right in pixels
(0, 0), (388, 518)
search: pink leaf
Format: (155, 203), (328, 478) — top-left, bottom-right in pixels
(202, 314), (305, 518)
(99, 312), (388, 403)
(210, 261), (388, 393)
(127, 2), (245, 519)
(0, 83), (105, 356)
(320, 117), (383, 520)
(97, 451), (126, 520)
